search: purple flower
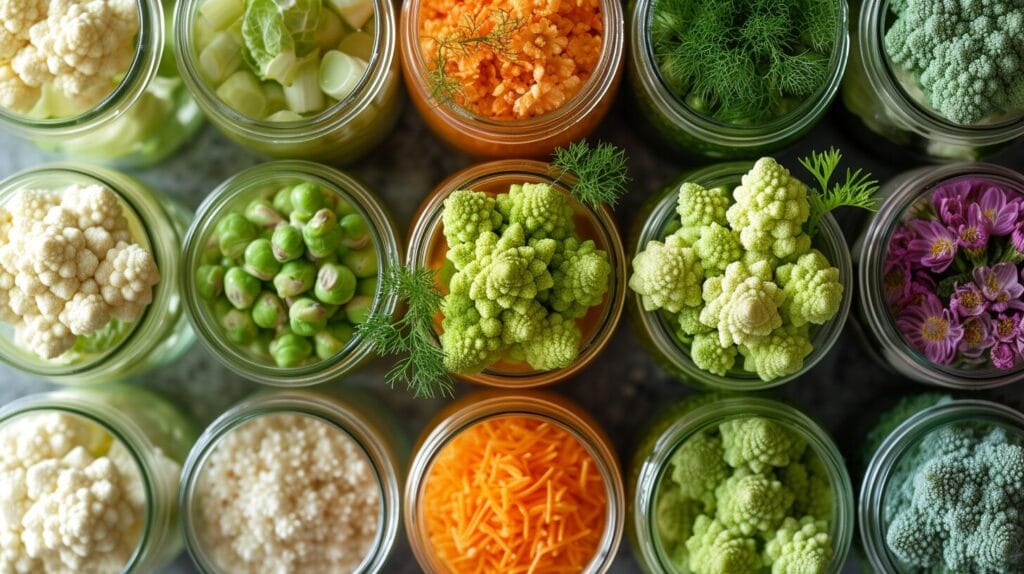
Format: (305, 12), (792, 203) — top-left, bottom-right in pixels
(957, 204), (990, 252)
(973, 263), (1024, 312)
(977, 185), (1019, 236)
(902, 272), (941, 309)
(887, 228), (916, 260)
(992, 312), (1021, 344)
(884, 259), (911, 307)
(897, 298), (964, 365)
(908, 219), (958, 273)
(950, 283), (987, 318)
(991, 342), (1017, 370)
(932, 180), (971, 227)
(959, 315), (995, 359)
(1012, 222), (1024, 254)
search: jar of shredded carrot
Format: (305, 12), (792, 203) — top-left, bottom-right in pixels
(398, 0), (624, 158)
(405, 391), (624, 573)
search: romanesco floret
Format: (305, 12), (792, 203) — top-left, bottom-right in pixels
(468, 224), (555, 319)
(694, 223), (743, 276)
(500, 301), (547, 345)
(669, 431), (730, 510)
(686, 516), (761, 574)
(885, 0), (1024, 125)
(655, 489), (703, 567)
(740, 324), (814, 382)
(780, 457), (833, 521)
(676, 182), (731, 230)
(549, 237), (611, 319)
(629, 232), (704, 313)
(497, 182), (574, 240)
(776, 250), (843, 327)
(764, 517), (833, 574)
(678, 305), (713, 338)
(721, 417), (807, 472)
(520, 313), (581, 371)
(690, 331), (737, 376)
(442, 190), (503, 245)
(726, 158), (811, 261)
(439, 294), (503, 374)
(715, 469), (794, 536)
(700, 261), (784, 347)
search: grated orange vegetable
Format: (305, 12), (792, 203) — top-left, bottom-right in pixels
(418, 0), (603, 120)
(422, 415), (608, 573)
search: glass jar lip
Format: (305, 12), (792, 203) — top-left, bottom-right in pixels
(858, 398), (1024, 573)
(406, 159), (627, 388)
(404, 391), (625, 574)
(858, 162), (1024, 388)
(632, 395), (855, 574)
(399, 0), (624, 139)
(174, 0), (395, 143)
(628, 161), (853, 391)
(181, 160), (401, 387)
(178, 390), (402, 574)
(629, 0), (849, 147)
(0, 0), (162, 136)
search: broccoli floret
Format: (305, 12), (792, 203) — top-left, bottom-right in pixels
(519, 313), (581, 371)
(715, 468), (795, 535)
(467, 224), (556, 318)
(669, 430), (731, 510)
(677, 182), (732, 230)
(721, 417), (808, 472)
(497, 182), (574, 240)
(629, 233), (705, 313)
(690, 331), (738, 376)
(700, 260), (784, 348)
(439, 294), (503, 374)
(442, 190), (503, 245)
(549, 237), (611, 319)
(726, 158), (811, 261)
(775, 250), (843, 327)
(740, 324), (814, 382)
(764, 517), (833, 574)
(686, 515), (762, 574)
(694, 222), (743, 276)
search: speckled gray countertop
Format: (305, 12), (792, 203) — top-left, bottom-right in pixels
(2, 96), (1024, 574)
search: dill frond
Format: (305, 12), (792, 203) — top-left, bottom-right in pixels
(550, 140), (631, 210)
(800, 147), (880, 237)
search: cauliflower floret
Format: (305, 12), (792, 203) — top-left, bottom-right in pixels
(0, 62), (40, 112)
(764, 517), (833, 574)
(726, 158), (811, 261)
(59, 292), (110, 335)
(629, 232), (704, 313)
(94, 241), (159, 322)
(700, 261), (784, 347)
(15, 313), (76, 359)
(720, 417), (807, 472)
(442, 189), (503, 245)
(776, 250), (843, 327)
(60, 184), (128, 236)
(10, 44), (48, 87)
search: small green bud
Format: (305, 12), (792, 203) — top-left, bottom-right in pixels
(272, 186), (294, 215)
(271, 225), (305, 262)
(340, 213), (370, 249)
(289, 297), (330, 336)
(357, 276), (378, 297)
(200, 238), (222, 265)
(314, 321), (355, 360)
(269, 331), (312, 367)
(244, 198), (284, 228)
(273, 260), (317, 298)
(315, 263), (357, 305)
(335, 199), (356, 218)
(344, 294), (374, 324)
(341, 247), (378, 278)
(220, 307), (259, 345)
(247, 330), (274, 359)
(290, 182), (326, 218)
(302, 208), (343, 258)
(196, 265), (225, 300)
(216, 213), (258, 259)
(252, 291), (287, 329)
(224, 267), (261, 309)
(243, 238), (282, 280)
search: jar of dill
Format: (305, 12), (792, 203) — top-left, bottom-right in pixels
(626, 0), (850, 159)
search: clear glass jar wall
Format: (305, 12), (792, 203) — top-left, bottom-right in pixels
(627, 162), (853, 391)
(0, 164), (195, 385)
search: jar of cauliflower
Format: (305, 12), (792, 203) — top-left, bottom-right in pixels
(179, 386), (407, 574)
(0, 384), (197, 574)
(0, 0), (203, 167)
(0, 164), (195, 384)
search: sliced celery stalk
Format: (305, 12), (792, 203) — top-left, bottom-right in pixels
(283, 55), (325, 114)
(327, 0), (373, 30)
(315, 7), (344, 50)
(264, 82), (287, 113)
(267, 110), (305, 122)
(199, 0), (244, 31)
(217, 70), (268, 119)
(337, 31), (373, 61)
(318, 50), (367, 101)
(199, 31), (242, 84)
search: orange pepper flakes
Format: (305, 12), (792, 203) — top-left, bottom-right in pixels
(418, 0), (603, 120)
(423, 415), (608, 574)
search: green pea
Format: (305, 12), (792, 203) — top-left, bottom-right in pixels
(220, 307), (259, 345)
(340, 213), (370, 249)
(273, 260), (316, 298)
(243, 238), (282, 281)
(357, 276), (378, 297)
(344, 294), (374, 324)
(341, 247), (378, 278)
(224, 267), (261, 310)
(269, 331), (312, 368)
(196, 265), (225, 301)
(271, 225), (305, 262)
(302, 208), (343, 258)
(252, 291), (287, 329)
(289, 297), (330, 337)
(314, 263), (357, 305)
(272, 186), (294, 215)
(200, 238), (222, 265)
(290, 182), (326, 219)
(247, 330), (274, 359)
(216, 213), (258, 259)
(335, 199), (356, 218)
(315, 321), (355, 360)
(244, 198), (284, 228)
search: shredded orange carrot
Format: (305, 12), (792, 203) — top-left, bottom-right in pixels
(422, 415), (607, 573)
(418, 0), (603, 120)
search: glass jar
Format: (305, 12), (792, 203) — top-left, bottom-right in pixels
(179, 386), (407, 573)
(841, 0), (1024, 161)
(859, 398), (1024, 572)
(181, 160), (401, 386)
(0, 0), (202, 167)
(0, 164), (195, 385)
(628, 395), (854, 574)
(627, 162), (853, 391)
(626, 0), (849, 159)
(854, 162), (1024, 389)
(0, 384), (198, 573)
(174, 0), (403, 164)
(407, 159), (627, 388)
(398, 0), (624, 158)
(405, 390), (624, 573)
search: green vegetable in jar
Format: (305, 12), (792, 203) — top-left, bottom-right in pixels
(344, 294), (373, 324)
(220, 306), (260, 345)
(217, 213), (259, 259)
(244, 198), (285, 228)
(271, 224), (305, 262)
(269, 330), (313, 367)
(303, 208), (344, 258)
(342, 247), (377, 278)
(289, 297), (331, 336)
(340, 212), (370, 249)
(196, 264), (226, 301)
(314, 321), (355, 359)
(252, 291), (288, 329)
(315, 263), (357, 305)
(243, 238), (283, 280)
(290, 182), (327, 220)
(224, 267), (262, 309)
(273, 260), (317, 298)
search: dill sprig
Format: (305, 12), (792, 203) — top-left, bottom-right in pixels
(357, 265), (453, 399)
(800, 147), (880, 237)
(551, 140), (631, 210)
(427, 9), (526, 108)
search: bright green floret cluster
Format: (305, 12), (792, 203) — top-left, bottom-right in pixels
(439, 184), (611, 374)
(656, 416), (835, 574)
(629, 158), (844, 381)
(195, 179), (377, 368)
(885, 0), (1024, 125)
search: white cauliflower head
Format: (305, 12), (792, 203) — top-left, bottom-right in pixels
(95, 241), (159, 322)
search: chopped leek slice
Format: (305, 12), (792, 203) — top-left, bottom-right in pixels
(337, 31), (373, 61)
(264, 82), (288, 113)
(283, 55), (325, 114)
(199, 31), (242, 84)
(199, 0), (244, 31)
(217, 70), (268, 119)
(315, 7), (344, 50)
(262, 51), (300, 85)
(318, 50), (367, 101)
(327, 0), (373, 30)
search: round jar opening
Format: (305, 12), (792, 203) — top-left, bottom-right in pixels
(182, 161), (399, 387)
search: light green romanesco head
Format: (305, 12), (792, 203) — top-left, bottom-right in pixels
(497, 182), (574, 240)
(500, 300), (547, 345)
(686, 515), (761, 574)
(677, 182), (731, 229)
(678, 305), (714, 339)
(700, 260), (784, 348)
(764, 517), (833, 574)
(439, 294), (503, 374)
(442, 190), (503, 245)
(726, 158), (811, 261)
(656, 489), (703, 568)
(779, 457), (834, 522)
(740, 324), (814, 382)
(549, 237), (611, 319)
(629, 233), (704, 313)
(669, 430), (730, 510)
(690, 331), (737, 376)
(720, 417), (807, 473)
(776, 249), (843, 327)
(694, 222), (743, 276)
(467, 224), (556, 318)
(519, 313), (581, 371)
(715, 468), (795, 536)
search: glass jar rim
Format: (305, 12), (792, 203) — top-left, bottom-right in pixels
(404, 391), (625, 574)
(858, 162), (1024, 388)
(858, 398), (1024, 573)
(174, 0), (396, 143)
(399, 0), (624, 142)
(405, 159), (627, 388)
(181, 160), (401, 387)
(628, 161), (853, 391)
(632, 395), (855, 574)
(629, 0), (849, 148)
(178, 390), (402, 574)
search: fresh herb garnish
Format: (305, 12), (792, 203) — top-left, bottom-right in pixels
(357, 265), (453, 399)
(800, 147), (880, 236)
(551, 140), (631, 210)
